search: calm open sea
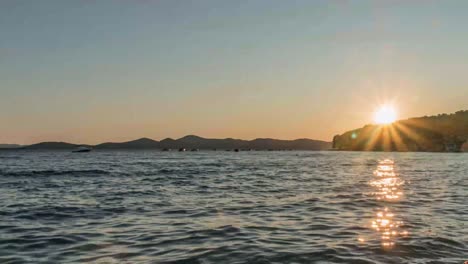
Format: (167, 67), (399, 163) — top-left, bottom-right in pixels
(0, 151), (467, 263)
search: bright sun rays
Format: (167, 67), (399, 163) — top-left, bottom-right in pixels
(351, 103), (425, 151)
(374, 105), (397, 124)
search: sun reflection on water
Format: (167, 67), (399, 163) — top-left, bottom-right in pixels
(370, 159), (405, 201)
(367, 159), (409, 248)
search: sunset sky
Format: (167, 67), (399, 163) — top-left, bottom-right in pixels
(1, 1), (467, 144)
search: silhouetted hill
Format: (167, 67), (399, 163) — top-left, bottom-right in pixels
(175, 136), (248, 150)
(333, 110), (468, 152)
(159, 138), (177, 149)
(0, 144), (21, 149)
(95, 138), (159, 149)
(178, 135), (205, 142)
(21, 136), (331, 150)
(23, 142), (81, 150)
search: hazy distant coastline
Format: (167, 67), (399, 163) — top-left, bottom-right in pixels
(3, 135), (331, 151)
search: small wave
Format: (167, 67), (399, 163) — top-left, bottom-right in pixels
(0, 169), (110, 177)
(0, 156), (22, 160)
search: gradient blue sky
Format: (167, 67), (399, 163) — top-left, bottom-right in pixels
(1, 0), (467, 144)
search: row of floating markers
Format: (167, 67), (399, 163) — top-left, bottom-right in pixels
(359, 159), (409, 248)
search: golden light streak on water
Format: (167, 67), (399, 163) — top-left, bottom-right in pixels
(370, 159), (405, 201)
(368, 159), (409, 248)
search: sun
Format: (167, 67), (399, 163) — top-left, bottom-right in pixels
(374, 105), (397, 124)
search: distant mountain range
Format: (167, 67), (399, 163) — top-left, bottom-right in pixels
(19, 135), (331, 151)
(333, 110), (468, 152)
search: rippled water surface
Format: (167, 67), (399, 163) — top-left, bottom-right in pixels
(1, 151), (467, 263)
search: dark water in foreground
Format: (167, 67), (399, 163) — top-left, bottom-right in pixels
(0, 151), (467, 264)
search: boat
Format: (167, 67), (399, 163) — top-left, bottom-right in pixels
(72, 146), (92, 153)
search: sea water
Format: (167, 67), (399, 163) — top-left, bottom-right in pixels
(0, 151), (467, 263)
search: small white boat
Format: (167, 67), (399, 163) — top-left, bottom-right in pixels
(72, 146), (92, 153)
